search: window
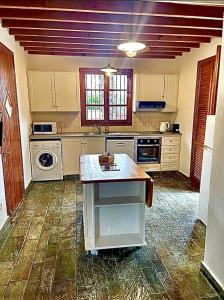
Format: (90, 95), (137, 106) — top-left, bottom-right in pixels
(80, 68), (133, 126)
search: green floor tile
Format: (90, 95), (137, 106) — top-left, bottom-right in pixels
(0, 173), (221, 299)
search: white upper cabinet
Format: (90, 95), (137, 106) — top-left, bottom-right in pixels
(134, 74), (165, 101)
(163, 75), (179, 112)
(28, 71), (80, 112)
(133, 73), (179, 112)
(54, 72), (80, 112)
(28, 71), (56, 112)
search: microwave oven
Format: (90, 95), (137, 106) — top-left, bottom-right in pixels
(32, 122), (57, 135)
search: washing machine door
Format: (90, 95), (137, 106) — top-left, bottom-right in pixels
(35, 150), (57, 170)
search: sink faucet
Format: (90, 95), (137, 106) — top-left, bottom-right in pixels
(95, 124), (102, 134)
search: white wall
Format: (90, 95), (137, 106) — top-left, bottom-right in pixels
(0, 155), (7, 230)
(175, 37), (222, 176)
(27, 54), (178, 74)
(27, 54), (178, 133)
(0, 23), (32, 230)
(203, 21), (224, 290)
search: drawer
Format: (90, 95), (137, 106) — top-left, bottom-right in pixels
(161, 153), (179, 163)
(161, 162), (179, 171)
(139, 164), (161, 172)
(162, 145), (180, 154)
(162, 136), (180, 146)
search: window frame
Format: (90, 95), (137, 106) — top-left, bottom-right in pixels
(79, 68), (133, 126)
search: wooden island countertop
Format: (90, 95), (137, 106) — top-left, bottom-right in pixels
(80, 154), (150, 184)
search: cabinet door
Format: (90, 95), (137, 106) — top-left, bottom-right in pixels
(54, 72), (80, 112)
(28, 71), (56, 112)
(62, 138), (84, 175)
(163, 75), (179, 112)
(84, 137), (105, 154)
(136, 74), (165, 101)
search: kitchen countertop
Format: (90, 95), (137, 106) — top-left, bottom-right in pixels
(29, 131), (181, 140)
(80, 154), (150, 184)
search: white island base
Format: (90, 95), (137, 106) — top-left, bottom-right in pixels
(83, 181), (147, 254)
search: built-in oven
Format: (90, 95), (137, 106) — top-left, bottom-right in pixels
(135, 137), (161, 164)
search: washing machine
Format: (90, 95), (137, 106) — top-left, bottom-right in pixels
(30, 140), (63, 181)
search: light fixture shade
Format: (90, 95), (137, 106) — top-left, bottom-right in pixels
(117, 41), (146, 57)
(100, 64), (117, 76)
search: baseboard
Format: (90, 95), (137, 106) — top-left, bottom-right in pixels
(201, 262), (224, 299)
(196, 218), (206, 227)
(24, 180), (33, 196)
(0, 217), (11, 251)
(178, 171), (189, 180)
(63, 175), (80, 181)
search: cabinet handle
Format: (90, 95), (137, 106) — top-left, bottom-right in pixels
(55, 75), (60, 107)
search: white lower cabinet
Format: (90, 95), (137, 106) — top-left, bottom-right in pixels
(161, 162), (179, 171)
(62, 135), (181, 175)
(62, 138), (84, 175)
(139, 164), (161, 172)
(138, 135), (181, 172)
(84, 137), (105, 155)
(62, 137), (105, 175)
(161, 135), (181, 171)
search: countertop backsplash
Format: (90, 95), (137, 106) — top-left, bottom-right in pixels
(31, 111), (175, 134)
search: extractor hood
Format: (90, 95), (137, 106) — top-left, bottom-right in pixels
(136, 101), (166, 111)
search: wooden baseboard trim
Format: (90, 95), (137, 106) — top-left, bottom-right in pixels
(201, 262), (224, 299)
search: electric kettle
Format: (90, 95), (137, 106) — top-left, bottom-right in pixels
(160, 122), (170, 133)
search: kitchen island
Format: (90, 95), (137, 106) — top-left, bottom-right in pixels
(80, 154), (153, 255)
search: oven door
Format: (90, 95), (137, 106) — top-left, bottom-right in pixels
(136, 144), (161, 164)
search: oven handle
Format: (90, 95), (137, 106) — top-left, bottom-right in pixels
(137, 144), (160, 147)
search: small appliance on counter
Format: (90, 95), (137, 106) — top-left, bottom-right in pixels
(32, 122), (57, 135)
(170, 123), (180, 133)
(160, 122), (170, 133)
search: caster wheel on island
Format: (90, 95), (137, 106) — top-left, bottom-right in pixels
(90, 250), (98, 256)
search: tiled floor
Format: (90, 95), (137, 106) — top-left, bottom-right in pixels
(0, 172), (221, 299)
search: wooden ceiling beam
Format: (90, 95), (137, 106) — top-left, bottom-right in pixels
(16, 36), (200, 48)
(0, 8), (222, 29)
(27, 51), (176, 59)
(20, 42), (190, 52)
(16, 36), (199, 48)
(3, 20), (221, 37)
(23, 47), (183, 56)
(9, 29), (211, 43)
(0, 0), (223, 19)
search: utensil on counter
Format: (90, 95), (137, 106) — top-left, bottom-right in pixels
(160, 122), (170, 133)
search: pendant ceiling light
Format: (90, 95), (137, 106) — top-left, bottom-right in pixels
(117, 0), (146, 58)
(117, 41), (146, 58)
(100, 63), (117, 76)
